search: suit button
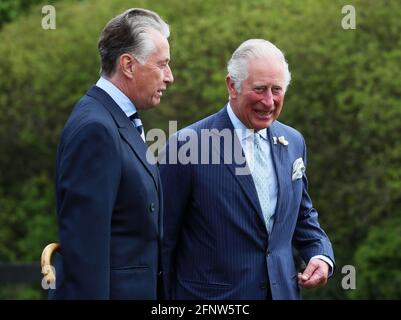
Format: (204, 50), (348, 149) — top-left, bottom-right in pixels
(158, 271), (163, 276)
(150, 203), (155, 212)
(266, 250), (270, 257)
(260, 282), (268, 289)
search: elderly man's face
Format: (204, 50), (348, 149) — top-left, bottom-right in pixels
(131, 30), (174, 109)
(227, 57), (285, 131)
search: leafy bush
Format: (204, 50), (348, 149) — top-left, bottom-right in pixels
(0, 174), (56, 262)
(0, 0), (49, 28)
(348, 217), (401, 299)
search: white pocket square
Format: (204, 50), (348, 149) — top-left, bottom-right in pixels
(292, 157), (305, 181)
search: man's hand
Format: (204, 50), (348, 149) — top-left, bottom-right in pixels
(298, 258), (329, 289)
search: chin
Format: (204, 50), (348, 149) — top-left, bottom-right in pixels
(143, 100), (160, 109)
(253, 121), (272, 131)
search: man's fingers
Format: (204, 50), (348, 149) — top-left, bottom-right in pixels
(299, 273), (325, 289)
(298, 272), (308, 281)
(300, 260), (319, 280)
(298, 260), (329, 289)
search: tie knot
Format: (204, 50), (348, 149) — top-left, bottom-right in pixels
(129, 112), (144, 136)
(129, 112), (140, 121)
(254, 133), (263, 148)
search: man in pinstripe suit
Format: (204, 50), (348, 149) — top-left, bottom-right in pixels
(160, 39), (335, 299)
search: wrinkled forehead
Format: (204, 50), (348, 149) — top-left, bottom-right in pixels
(148, 29), (169, 49)
(147, 29), (171, 59)
(246, 57), (285, 84)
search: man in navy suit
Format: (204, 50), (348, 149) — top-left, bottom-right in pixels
(160, 39), (334, 299)
(50, 8), (173, 299)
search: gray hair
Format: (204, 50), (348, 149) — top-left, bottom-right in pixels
(227, 39), (291, 92)
(98, 8), (170, 77)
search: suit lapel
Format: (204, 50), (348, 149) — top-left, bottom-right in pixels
(267, 123), (287, 227)
(118, 126), (159, 191)
(212, 107), (264, 219)
(86, 86), (159, 191)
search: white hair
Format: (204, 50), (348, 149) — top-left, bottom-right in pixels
(227, 39), (291, 92)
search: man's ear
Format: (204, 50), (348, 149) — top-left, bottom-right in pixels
(119, 53), (137, 79)
(226, 75), (238, 99)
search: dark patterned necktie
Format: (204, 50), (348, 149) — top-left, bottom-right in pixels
(129, 112), (145, 141)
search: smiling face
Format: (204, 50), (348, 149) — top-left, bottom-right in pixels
(226, 57), (286, 131)
(130, 30), (174, 109)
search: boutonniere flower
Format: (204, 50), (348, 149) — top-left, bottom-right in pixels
(273, 136), (278, 144)
(278, 135), (289, 146)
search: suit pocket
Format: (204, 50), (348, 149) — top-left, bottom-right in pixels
(182, 278), (231, 288)
(291, 178), (303, 203)
(291, 176), (302, 188)
(111, 265), (148, 271)
(110, 266), (155, 299)
(177, 278), (232, 299)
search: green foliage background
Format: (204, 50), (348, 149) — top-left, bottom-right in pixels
(0, 0), (400, 299)
(0, 0), (51, 28)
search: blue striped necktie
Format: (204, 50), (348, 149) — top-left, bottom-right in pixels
(129, 112), (145, 142)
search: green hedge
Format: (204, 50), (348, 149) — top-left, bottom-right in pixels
(349, 216), (401, 299)
(0, 0), (400, 299)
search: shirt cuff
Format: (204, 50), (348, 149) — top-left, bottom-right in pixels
(311, 255), (334, 277)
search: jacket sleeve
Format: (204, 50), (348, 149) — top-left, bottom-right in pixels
(159, 134), (192, 299)
(292, 137), (335, 270)
(56, 121), (120, 299)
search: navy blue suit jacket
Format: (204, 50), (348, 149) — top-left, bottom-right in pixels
(160, 106), (334, 300)
(50, 86), (162, 299)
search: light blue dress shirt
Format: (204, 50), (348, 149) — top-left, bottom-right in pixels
(96, 77), (145, 141)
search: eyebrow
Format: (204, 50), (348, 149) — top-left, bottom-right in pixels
(253, 84), (283, 89)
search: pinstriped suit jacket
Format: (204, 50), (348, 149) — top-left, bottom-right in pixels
(160, 106), (334, 300)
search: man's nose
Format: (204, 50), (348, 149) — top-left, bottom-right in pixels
(164, 65), (174, 84)
(261, 88), (274, 107)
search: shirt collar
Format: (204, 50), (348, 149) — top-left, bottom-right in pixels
(226, 102), (267, 141)
(96, 77), (137, 118)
